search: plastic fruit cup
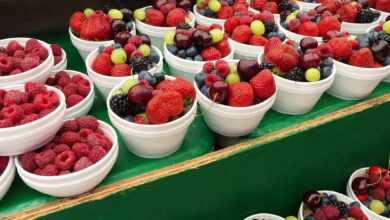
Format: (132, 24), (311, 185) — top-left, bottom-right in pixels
(228, 38), (264, 59)
(135, 6), (195, 52)
(164, 43), (235, 82)
(69, 23), (136, 61)
(347, 167), (387, 220)
(366, 26), (390, 84)
(278, 22), (323, 43)
(107, 76), (197, 159)
(296, 1), (320, 12)
(193, 5), (226, 27)
(194, 60), (276, 137)
(86, 45), (163, 100)
(0, 85), (66, 156)
(245, 213), (285, 220)
(51, 49), (68, 73)
(340, 18), (381, 35)
(15, 120), (118, 197)
(0, 157), (15, 200)
(298, 190), (372, 220)
(327, 60), (390, 100)
(0, 38), (54, 87)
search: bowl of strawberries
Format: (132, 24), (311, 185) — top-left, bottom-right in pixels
(107, 72), (197, 158)
(347, 166), (390, 220)
(224, 11), (286, 59)
(69, 7), (136, 61)
(0, 156), (15, 200)
(249, 0), (300, 23)
(133, 1), (195, 51)
(194, 0), (250, 26)
(194, 59), (276, 137)
(324, 35), (390, 100)
(0, 82), (66, 156)
(51, 44), (67, 73)
(0, 38), (54, 87)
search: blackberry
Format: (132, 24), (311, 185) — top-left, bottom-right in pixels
(377, 32), (390, 44)
(356, 9), (379, 23)
(285, 68), (305, 81)
(260, 62), (274, 70)
(335, 201), (348, 217)
(109, 94), (130, 117)
(129, 57), (153, 74)
(278, 0), (293, 11)
(264, 21), (276, 34)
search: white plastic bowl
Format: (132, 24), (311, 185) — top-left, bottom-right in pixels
(327, 60), (390, 100)
(372, 9), (390, 22)
(135, 6), (195, 52)
(193, 5), (226, 27)
(341, 18), (381, 35)
(296, 1), (320, 12)
(0, 85), (66, 156)
(107, 76), (197, 158)
(51, 49), (67, 73)
(228, 38), (264, 59)
(0, 38), (54, 87)
(245, 213), (285, 220)
(69, 23), (136, 61)
(347, 167), (388, 220)
(0, 157), (15, 200)
(278, 22), (323, 43)
(298, 190), (372, 220)
(86, 45), (163, 100)
(15, 120), (118, 197)
(164, 43), (235, 82)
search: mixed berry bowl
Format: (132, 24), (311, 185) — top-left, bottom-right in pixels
(249, 0), (300, 23)
(0, 157), (15, 200)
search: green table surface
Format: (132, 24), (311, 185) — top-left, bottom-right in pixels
(0, 30), (389, 218)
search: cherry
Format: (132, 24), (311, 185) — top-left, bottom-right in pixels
(178, 0), (192, 10)
(368, 166), (387, 185)
(192, 30), (213, 49)
(114, 31), (132, 46)
(380, 176), (390, 190)
(299, 53), (321, 69)
(128, 81), (153, 107)
(175, 33), (192, 49)
(300, 37), (318, 52)
(351, 177), (368, 195)
(209, 81), (229, 104)
(303, 191), (322, 209)
(237, 59), (261, 81)
(112, 20), (127, 34)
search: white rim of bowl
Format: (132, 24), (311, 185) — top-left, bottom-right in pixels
(135, 6), (195, 29)
(193, 5), (226, 23)
(0, 157), (13, 183)
(333, 59), (390, 71)
(53, 48), (67, 68)
(278, 21), (324, 42)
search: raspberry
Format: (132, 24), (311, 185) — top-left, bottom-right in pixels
(69, 11), (86, 33)
(50, 44), (62, 56)
(61, 82), (77, 97)
(33, 92), (59, 111)
(124, 43), (136, 57)
(232, 24), (252, 43)
(250, 69), (276, 100)
(73, 157), (93, 172)
(79, 128), (94, 142)
(2, 105), (24, 124)
(62, 120), (79, 132)
(166, 8), (186, 27)
(3, 90), (24, 106)
(71, 74), (83, 83)
(86, 133), (112, 150)
(216, 39), (231, 57)
(55, 150), (77, 171)
(67, 94), (84, 107)
(205, 73), (222, 87)
(263, 2), (278, 13)
(6, 40), (24, 56)
(0, 119), (13, 128)
(372, 187), (385, 200)
(92, 53), (112, 75)
(59, 170), (70, 175)
(146, 91), (184, 124)
(13, 50), (25, 58)
(203, 62), (214, 74)
(54, 54), (62, 64)
(34, 149), (56, 168)
(145, 8), (165, 26)
(39, 108), (54, 118)
(19, 152), (37, 172)
(228, 82), (254, 107)
(25, 82), (47, 99)
(20, 114), (39, 124)
(72, 142), (90, 158)
(201, 47), (222, 61)
(60, 131), (81, 146)
(57, 73), (71, 88)
(0, 157), (9, 174)
(20, 56), (40, 71)
(77, 80), (91, 97)
(46, 77), (56, 86)
(298, 21), (320, 36)
(110, 64), (131, 77)
(336, 3), (358, 22)
(128, 36), (142, 47)
(251, 0), (266, 10)
(265, 44), (299, 72)
(160, 2), (175, 15)
(41, 142), (55, 151)
(53, 144), (70, 154)
(31, 46), (48, 60)
(88, 145), (107, 163)
(156, 78), (196, 102)
(40, 164), (58, 176)
(11, 57), (22, 69)
(77, 116), (99, 130)
(25, 39), (41, 53)
(215, 60), (230, 77)
(0, 56), (13, 74)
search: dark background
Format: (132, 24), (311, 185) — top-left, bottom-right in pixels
(0, 0), (152, 38)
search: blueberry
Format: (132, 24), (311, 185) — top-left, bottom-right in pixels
(277, 32), (286, 41)
(113, 43), (122, 49)
(194, 55), (203, 61)
(138, 71), (157, 85)
(266, 32), (279, 39)
(124, 115), (133, 122)
(154, 72), (165, 84)
(292, 4), (300, 10)
(201, 85), (209, 97)
(321, 66), (333, 79)
(167, 45), (178, 54)
(356, 35), (370, 48)
(148, 54), (160, 63)
(195, 72), (206, 88)
(177, 50), (187, 58)
(329, 194), (337, 203)
(186, 46), (198, 57)
(321, 197), (331, 205)
(363, 200), (370, 207)
(320, 58), (333, 67)
(127, 22), (134, 30)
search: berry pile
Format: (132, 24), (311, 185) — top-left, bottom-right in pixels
(19, 116), (112, 176)
(109, 71), (195, 124)
(250, 0), (299, 15)
(0, 39), (49, 76)
(0, 82), (60, 128)
(196, 0), (249, 19)
(134, 0), (193, 27)
(69, 7), (134, 41)
(280, 8), (341, 38)
(165, 25), (231, 61)
(46, 71), (91, 108)
(195, 60), (276, 107)
(92, 34), (160, 76)
(225, 11), (286, 46)
(321, 0), (380, 23)
(0, 157), (9, 175)
(351, 166), (390, 217)
(51, 44), (64, 65)
(367, 0), (390, 13)
(302, 191), (369, 220)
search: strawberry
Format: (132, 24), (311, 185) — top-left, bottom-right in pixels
(201, 47), (222, 61)
(218, 6), (234, 19)
(336, 3), (358, 22)
(251, 0), (266, 10)
(239, 15), (254, 25)
(265, 44), (299, 72)
(264, 37), (282, 54)
(160, 3), (176, 15)
(216, 39), (231, 57)
(263, 2), (279, 14)
(69, 11), (87, 33)
(327, 37), (353, 60)
(318, 16), (341, 38)
(376, 0), (390, 12)
(250, 69), (276, 100)
(145, 9), (165, 26)
(298, 21), (320, 37)
(228, 82), (254, 107)
(348, 48), (376, 68)
(321, 0), (338, 13)
(92, 53), (113, 75)
(110, 64), (131, 76)
(146, 91), (184, 124)
(156, 78), (196, 102)
(232, 24), (252, 43)
(166, 8), (186, 27)
(249, 36), (268, 46)
(224, 16), (241, 33)
(80, 11), (111, 41)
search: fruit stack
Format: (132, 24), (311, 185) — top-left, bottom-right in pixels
(349, 166), (390, 218)
(250, 0), (300, 22)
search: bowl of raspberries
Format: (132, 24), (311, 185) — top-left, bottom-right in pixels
(0, 82), (66, 156)
(279, 8), (342, 43)
(0, 38), (54, 87)
(86, 33), (163, 99)
(133, 1), (195, 51)
(194, 0), (250, 26)
(69, 7), (135, 60)
(15, 116), (118, 197)
(107, 72), (197, 158)
(164, 25), (234, 81)
(347, 166), (390, 220)
(250, 0), (300, 23)
(368, 20), (390, 83)
(324, 35), (390, 100)
(51, 44), (67, 73)
(46, 70), (94, 119)
(0, 156), (15, 200)
(299, 190), (371, 220)
(224, 11), (286, 59)
(260, 37), (335, 115)
(245, 213), (285, 220)
(194, 59), (276, 137)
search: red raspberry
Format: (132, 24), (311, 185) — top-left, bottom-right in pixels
(88, 145), (107, 163)
(3, 90), (24, 106)
(218, 6), (234, 19)
(376, 0), (390, 12)
(215, 60), (230, 77)
(41, 142), (55, 151)
(46, 77), (56, 86)
(55, 150), (77, 171)
(73, 157), (93, 172)
(288, 19), (301, 32)
(318, 16), (341, 38)
(69, 11), (86, 33)
(166, 8), (186, 27)
(57, 74), (71, 88)
(146, 91), (184, 124)
(128, 36), (142, 47)
(92, 53), (113, 75)
(249, 35), (268, 46)
(61, 82), (77, 97)
(250, 69), (276, 100)
(60, 131), (81, 146)
(265, 44), (299, 72)
(59, 170), (70, 175)
(0, 56), (13, 74)
(71, 74), (83, 83)
(201, 47), (222, 61)
(67, 94), (84, 107)
(19, 152), (37, 172)
(86, 133), (112, 151)
(336, 3), (358, 22)
(33, 92), (59, 111)
(6, 40), (24, 56)
(34, 149), (56, 168)
(54, 55), (62, 64)
(79, 128), (94, 142)
(25, 82), (47, 99)
(20, 114), (39, 124)
(25, 39), (41, 53)
(160, 3), (176, 15)
(13, 50), (26, 58)
(20, 56), (40, 71)
(298, 21), (320, 36)
(40, 164), (58, 176)
(77, 80), (91, 97)
(156, 78), (196, 102)
(124, 43), (136, 57)
(2, 105), (24, 123)
(0, 119), (13, 128)
(77, 115), (99, 130)
(110, 64), (131, 77)
(239, 15), (253, 25)
(53, 144), (70, 154)
(205, 73), (222, 87)
(62, 120), (79, 132)
(0, 157), (9, 174)
(228, 82), (254, 107)
(94, 128), (105, 135)
(72, 142), (90, 158)
(11, 57), (22, 69)
(39, 108), (54, 118)
(216, 39), (231, 57)
(202, 62), (214, 74)
(232, 24), (252, 43)
(50, 44), (62, 56)
(145, 8), (165, 26)
(251, 0), (266, 10)
(224, 16), (241, 33)
(31, 46), (48, 60)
